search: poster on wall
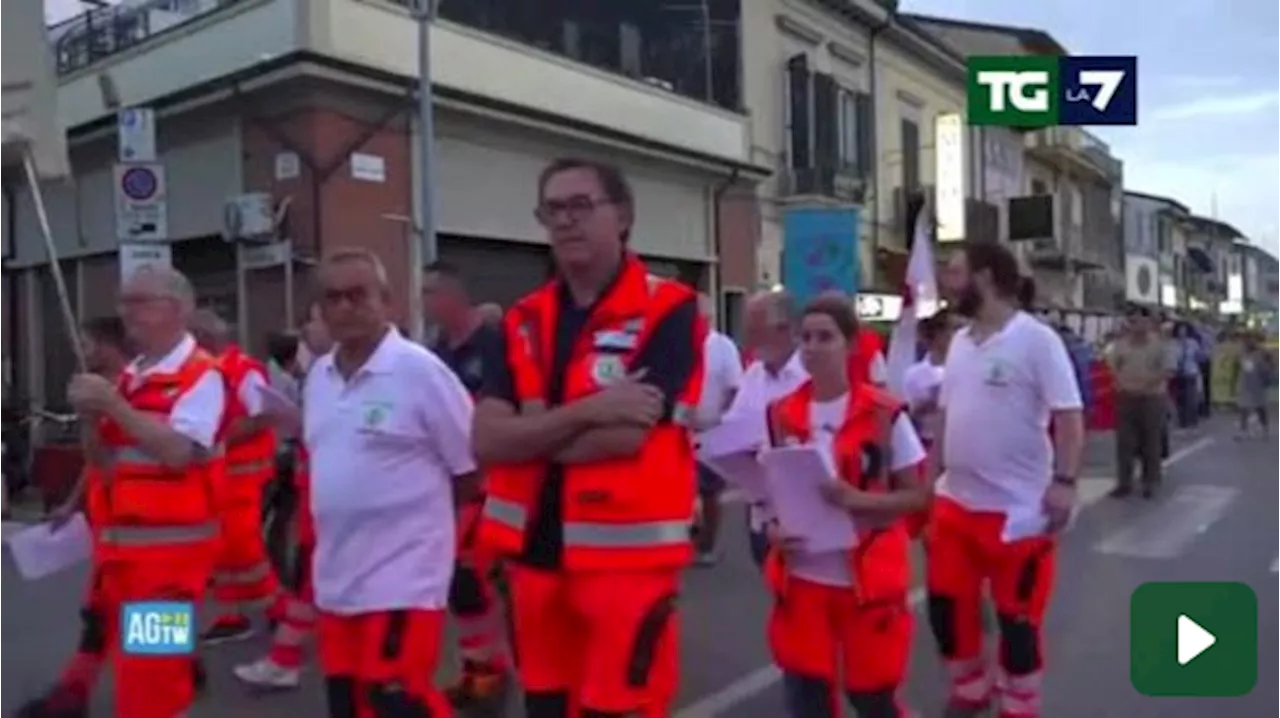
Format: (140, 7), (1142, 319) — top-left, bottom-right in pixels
(781, 206), (860, 308)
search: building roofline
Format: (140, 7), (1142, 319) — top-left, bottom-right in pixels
(1122, 190), (1190, 215)
(1183, 214), (1247, 241)
(899, 13), (1070, 55)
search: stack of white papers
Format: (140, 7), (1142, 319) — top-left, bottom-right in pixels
(5, 514), (92, 580)
(759, 446), (855, 553)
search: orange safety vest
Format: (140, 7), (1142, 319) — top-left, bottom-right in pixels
(218, 344), (277, 483)
(479, 254), (705, 571)
(763, 380), (912, 605)
(95, 348), (223, 554)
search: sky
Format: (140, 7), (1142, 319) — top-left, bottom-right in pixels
(45, 1), (1280, 254)
(906, 0), (1280, 255)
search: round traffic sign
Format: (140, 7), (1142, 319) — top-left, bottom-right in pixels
(120, 167), (158, 201)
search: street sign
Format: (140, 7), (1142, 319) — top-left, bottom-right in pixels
(117, 108), (156, 163)
(114, 163), (168, 242)
(240, 241), (291, 270)
(119, 242), (172, 282)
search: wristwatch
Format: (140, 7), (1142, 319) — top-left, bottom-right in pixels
(1052, 473), (1078, 487)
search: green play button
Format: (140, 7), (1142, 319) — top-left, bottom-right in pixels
(1130, 582), (1258, 697)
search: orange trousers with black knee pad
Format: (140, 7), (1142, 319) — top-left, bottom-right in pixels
(508, 565), (680, 717)
(767, 574), (914, 717)
(317, 608), (452, 718)
(97, 543), (216, 718)
(211, 481), (279, 613)
(924, 496), (1057, 718)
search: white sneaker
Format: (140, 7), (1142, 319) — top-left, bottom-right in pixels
(233, 658), (301, 690)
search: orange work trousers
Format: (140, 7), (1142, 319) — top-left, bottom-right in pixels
(508, 566), (679, 716)
(925, 496), (1056, 717)
(96, 542), (216, 718)
(317, 608), (452, 718)
(768, 574), (913, 714)
(211, 480), (279, 612)
(450, 501), (510, 670)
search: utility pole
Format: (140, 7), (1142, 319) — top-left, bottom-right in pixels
(407, 0), (438, 342)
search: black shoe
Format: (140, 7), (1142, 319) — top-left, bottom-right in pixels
(193, 657), (208, 694)
(14, 688), (89, 718)
(943, 701), (991, 718)
(1109, 485), (1133, 499)
(200, 616), (255, 645)
(1141, 485), (1156, 499)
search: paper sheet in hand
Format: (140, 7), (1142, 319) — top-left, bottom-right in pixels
(1000, 503), (1080, 542)
(697, 410), (767, 459)
(6, 514), (92, 580)
(700, 452), (770, 503)
(759, 447), (855, 553)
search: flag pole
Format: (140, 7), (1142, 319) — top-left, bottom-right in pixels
(22, 152), (87, 371)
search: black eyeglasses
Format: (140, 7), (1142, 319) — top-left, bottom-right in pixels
(534, 195), (615, 226)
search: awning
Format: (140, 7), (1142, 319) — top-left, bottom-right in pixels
(1187, 246), (1214, 274)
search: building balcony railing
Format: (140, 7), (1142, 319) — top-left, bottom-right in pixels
(51, 0), (238, 76)
(1025, 126), (1123, 182)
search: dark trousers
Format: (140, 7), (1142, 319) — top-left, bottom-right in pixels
(1199, 361), (1213, 416)
(1116, 393), (1166, 489)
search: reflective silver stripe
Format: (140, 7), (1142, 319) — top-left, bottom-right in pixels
(483, 497), (527, 529)
(563, 520), (691, 548)
(487, 498), (689, 548)
(99, 522), (218, 546)
(213, 561), (273, 585)
(110, 445), (224, 467)
(226, 458), (274, 477)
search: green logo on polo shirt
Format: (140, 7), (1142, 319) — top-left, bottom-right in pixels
(362, 401), (391, 428)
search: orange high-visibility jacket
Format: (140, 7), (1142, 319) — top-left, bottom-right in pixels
(95, 348), (224, 555)
(479, 255), (704, 571)
(218, 345), (277, 483)
(763, 381), (912, 604)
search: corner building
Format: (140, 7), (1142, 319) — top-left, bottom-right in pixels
(2, 0), (768, 411)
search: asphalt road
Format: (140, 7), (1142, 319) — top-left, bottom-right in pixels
(3, 419), (1274, 717)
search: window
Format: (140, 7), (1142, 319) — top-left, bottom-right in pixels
(784, 53), (812, 169)
(837, 88), (858, 172)
(900, 119), (920, 191)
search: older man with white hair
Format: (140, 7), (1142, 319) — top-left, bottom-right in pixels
(51, 265), (227, 718)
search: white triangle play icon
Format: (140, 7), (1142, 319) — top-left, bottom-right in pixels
(1177, 614), (1216, 665)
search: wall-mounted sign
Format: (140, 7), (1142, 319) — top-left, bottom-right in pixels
(856, 293), (904, 322)
(934, 112), (966, 242)
(350, 152), (386, 183)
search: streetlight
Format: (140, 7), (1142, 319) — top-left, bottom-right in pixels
(407, 0), (438, 342)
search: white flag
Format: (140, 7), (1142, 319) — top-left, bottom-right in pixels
(885, 203), (939, 395)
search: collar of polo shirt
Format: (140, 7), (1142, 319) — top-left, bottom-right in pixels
(321, 325), (403, 377)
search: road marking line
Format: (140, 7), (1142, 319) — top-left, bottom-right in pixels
(1094, 484), (1237, 559)
(679, 440), (1215, 717)
(1270, 557), (1277, 573)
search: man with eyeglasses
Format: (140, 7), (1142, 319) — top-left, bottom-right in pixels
(473, 157), (705, 718)
(723, 290), (808, 567)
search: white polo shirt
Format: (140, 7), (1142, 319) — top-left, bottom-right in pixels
(122, 333), (225, 450)
(938, 312), (1082, 515)
(695, 330), (743, 430)
(305, 328), (475, 613)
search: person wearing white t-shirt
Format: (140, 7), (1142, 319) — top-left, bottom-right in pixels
(691, 294), (743, 565)
(761, 295), (928, 718)
(901, 309), (961, 450)
(724, 290), (810, 566)
(927, 243), (1084, 718)
(306, 249), (475, 717)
